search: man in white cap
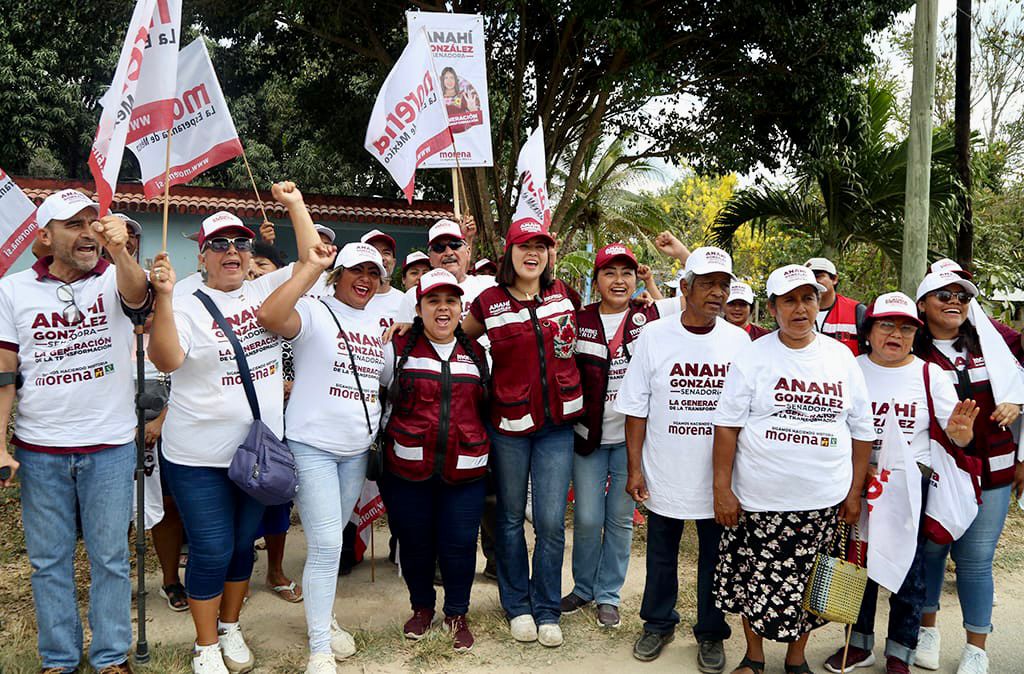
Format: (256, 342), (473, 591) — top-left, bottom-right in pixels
(724, 281), (771, 340)
(361, 229), (405, 330)
(0, 189), (149, 673)
(619, 247), (748, 671)
(805, 257), (867, 355)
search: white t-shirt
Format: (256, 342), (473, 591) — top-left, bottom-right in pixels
(285, 295), (386, 455)
(162, 266), (293, 467)
(0, 260), (137, 448)
(366, 286), (406, 333)
(173, 271), (206, 298)
(857, 355), (958, 466)
(615, 316), (750, 519)
(396, 272), (495, 323)
(600, 297), (683, 444)
(714, 333), (875, 512)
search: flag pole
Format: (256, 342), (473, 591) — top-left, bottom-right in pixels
(370, 525), (376, 583)
(160, 128), (173, 251)
(450, 168), (461, 219)
(240, 145), (270, 224)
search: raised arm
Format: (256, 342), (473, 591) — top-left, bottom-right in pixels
(271, 181), (319, 264)
(257, 243), (336, 340)
(147, 253), (185, 373)
(94, 215), (149, 307)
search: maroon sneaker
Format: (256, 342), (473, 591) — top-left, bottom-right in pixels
(885, 656), (910, 674)
(444, 614), (475, 652)
(403, 607), (435, 640)
(824, 645), (875, 672)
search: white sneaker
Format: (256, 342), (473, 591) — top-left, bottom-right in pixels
(305, 652), (337, 674)
(510, 614), (538, 642)
(330, 617), (357, 660)
(218, 623), (255, 673)
(192, 643), (229, 674)
(957, 644), (989, 674)
(538, 623), (563, 647)
(915, 626), (941, 670)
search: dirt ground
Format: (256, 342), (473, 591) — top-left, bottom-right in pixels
(3, 506), (1024, 673)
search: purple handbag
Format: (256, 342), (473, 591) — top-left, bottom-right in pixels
(195, 291), (297, 506)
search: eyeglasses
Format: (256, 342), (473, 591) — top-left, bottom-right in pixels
(931, 289), (972, 304)
(56, 283), (83, 324)
(430, 240), (466, 254)
(875, 320), (918, 338)
(203, 237), (254, 253)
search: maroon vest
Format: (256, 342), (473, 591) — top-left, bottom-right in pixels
(384, 334), (489, 484)
(474, 281), (583, 436)
(573, 301), (661, 455)
(746, 323), (772, 340)
(820, 294), (862, 355)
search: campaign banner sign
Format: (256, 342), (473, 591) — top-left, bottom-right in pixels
(365, 28), (454, 202)
(89, 0), (180, 214)
(511, 124), (551, 229)
(407, 11), (493, 168)
(128, 39), (243, 198)
(0, 170), (39, 277)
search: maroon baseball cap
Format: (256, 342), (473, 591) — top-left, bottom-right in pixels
(505, 219), (555, 251)
(593, 243), (638, 271)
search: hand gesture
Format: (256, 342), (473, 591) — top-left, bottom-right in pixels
(383, 321), (412, 344)
(92, 215), (129, 257)
(655, 230), (689, 260)
(0, 449), (19, 487)
(626, 470), (649, 504)
(271, 181), (303, 207)
(714, 485), (742, 527)
(150, 252), (177, 296)
(637, 264), (653, 284)
(459, 214), (477, 242)
(308, 243), (337, 271)
(946, 399), (979, 447)
(990, 402), (1021, 428)
(259, 221), (276, 244)
(634, 290), (655, 307)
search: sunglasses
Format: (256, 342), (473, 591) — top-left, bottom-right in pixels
(203, 237), (254, 253)
(430, 240), (466, 254)
(875, 320), (918, 338)
(56, 283), (83, 324)
(931, 289), (972, 304)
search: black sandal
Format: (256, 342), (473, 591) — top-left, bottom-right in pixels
(733, 656), (765, 674)
(784, 662), (814, 674)
(159, 582), (188, 611)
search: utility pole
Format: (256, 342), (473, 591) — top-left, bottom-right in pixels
(902, 0), (940, 295)
(954, 0), (973, 270)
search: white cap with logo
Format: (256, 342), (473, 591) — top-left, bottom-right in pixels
(805, 257), (838, 277)
(727, 281), (755, 305)
(416, 268), (464, 300)
(197, 211), (255, 249)
(683, 246), (738, 280)
(314, 224), (336, 243)
(867, 291), (923, 326)
(929, 258), (973, 280)
(427, 219), (464, 245)
(915, 271), (979, 301)
(403, 250), (430, 271)
(766, 264), (827, 298)
(333, 241), (387, 276)
(36, 189), (100, 228)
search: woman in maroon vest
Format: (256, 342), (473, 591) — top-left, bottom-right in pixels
(379, 268), (490, 653)
(563, 243), (683, 628)
(912, 271), (1024, 673)
(463, 221), (583, 647)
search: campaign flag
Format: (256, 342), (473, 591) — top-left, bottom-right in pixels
(127, 39), (243, 198)
(406, 11), (493, 167)
(350, 480), (386, 562)
(865, 403), (923, 592)
(89, 0), (181, 214)
(365, 28), (454, 203)
(0, 170), (39, 277)
(511, 124), (551, 230)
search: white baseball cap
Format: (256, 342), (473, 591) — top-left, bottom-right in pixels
(36, 189), (99, 228)
(683, 246), (737, 280)
(361, 228), (396, 252)
(112, 213), (142, 237)
(805, 257), (838, 276)
(665, 269), (685, 289)
(197, 211), (255, 249)
(915, 271), (979, 301)
(866, 291), (923, 327)
(427, 218), (464, 245)
(402, 250), (431, 272)
(333, 241), (387, 276)
(727, 281), (755, 305)
(766, 264), (827, 298)
(474, 258), (497, 273)
(929, 258), (973, 280)
(314, 224), (336, 243)
(416, 268), (464, 300)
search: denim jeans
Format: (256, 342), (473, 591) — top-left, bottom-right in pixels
(162, 459), (267, 600)
(379, 472), (486, 616)
(18, 442), (135, 670)
(923, 484), (1011, 633)
(290, 440), (367, 654)
(640, 512), (731, 642)
(489, 422), (574, 625)
(570, 442), (633, 606)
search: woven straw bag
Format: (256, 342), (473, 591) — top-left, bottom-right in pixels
(802, 521), (867, 624)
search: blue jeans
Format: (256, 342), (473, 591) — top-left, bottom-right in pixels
(290, 440), (367, 654)
(379, 472), (486, 616)
(18, 442), (135, 670)
(162, 460), (266, 600)
(570, 442), (633, 606)
(489, 422), (574, 625)
(923, 485), (1012, 633)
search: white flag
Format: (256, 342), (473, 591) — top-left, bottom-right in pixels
(0, 170), (39, 276)
(511, 124), (551, 230)
(127, 39), (243, 198)
(365, 28), (454, 203)
(89, 0), (181, 214)
(866, 403), (923, 592)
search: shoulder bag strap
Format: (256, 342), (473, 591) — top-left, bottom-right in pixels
(194, 290), (261, 421)
(319, 300), (373, 436)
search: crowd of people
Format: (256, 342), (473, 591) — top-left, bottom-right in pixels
(0, 182), (1022, 674)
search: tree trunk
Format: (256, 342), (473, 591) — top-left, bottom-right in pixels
(954, 0), (973, 270)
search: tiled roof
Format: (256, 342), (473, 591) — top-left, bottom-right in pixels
(14, 177), (454, 227)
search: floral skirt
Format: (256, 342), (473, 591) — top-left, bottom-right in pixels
(715, 505), (839, 642)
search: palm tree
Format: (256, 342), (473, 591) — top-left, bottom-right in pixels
(711, 78), (961, 263)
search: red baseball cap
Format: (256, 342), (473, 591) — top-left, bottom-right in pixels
(504, 219), (555, 251)
(593, 243), (638, 271)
